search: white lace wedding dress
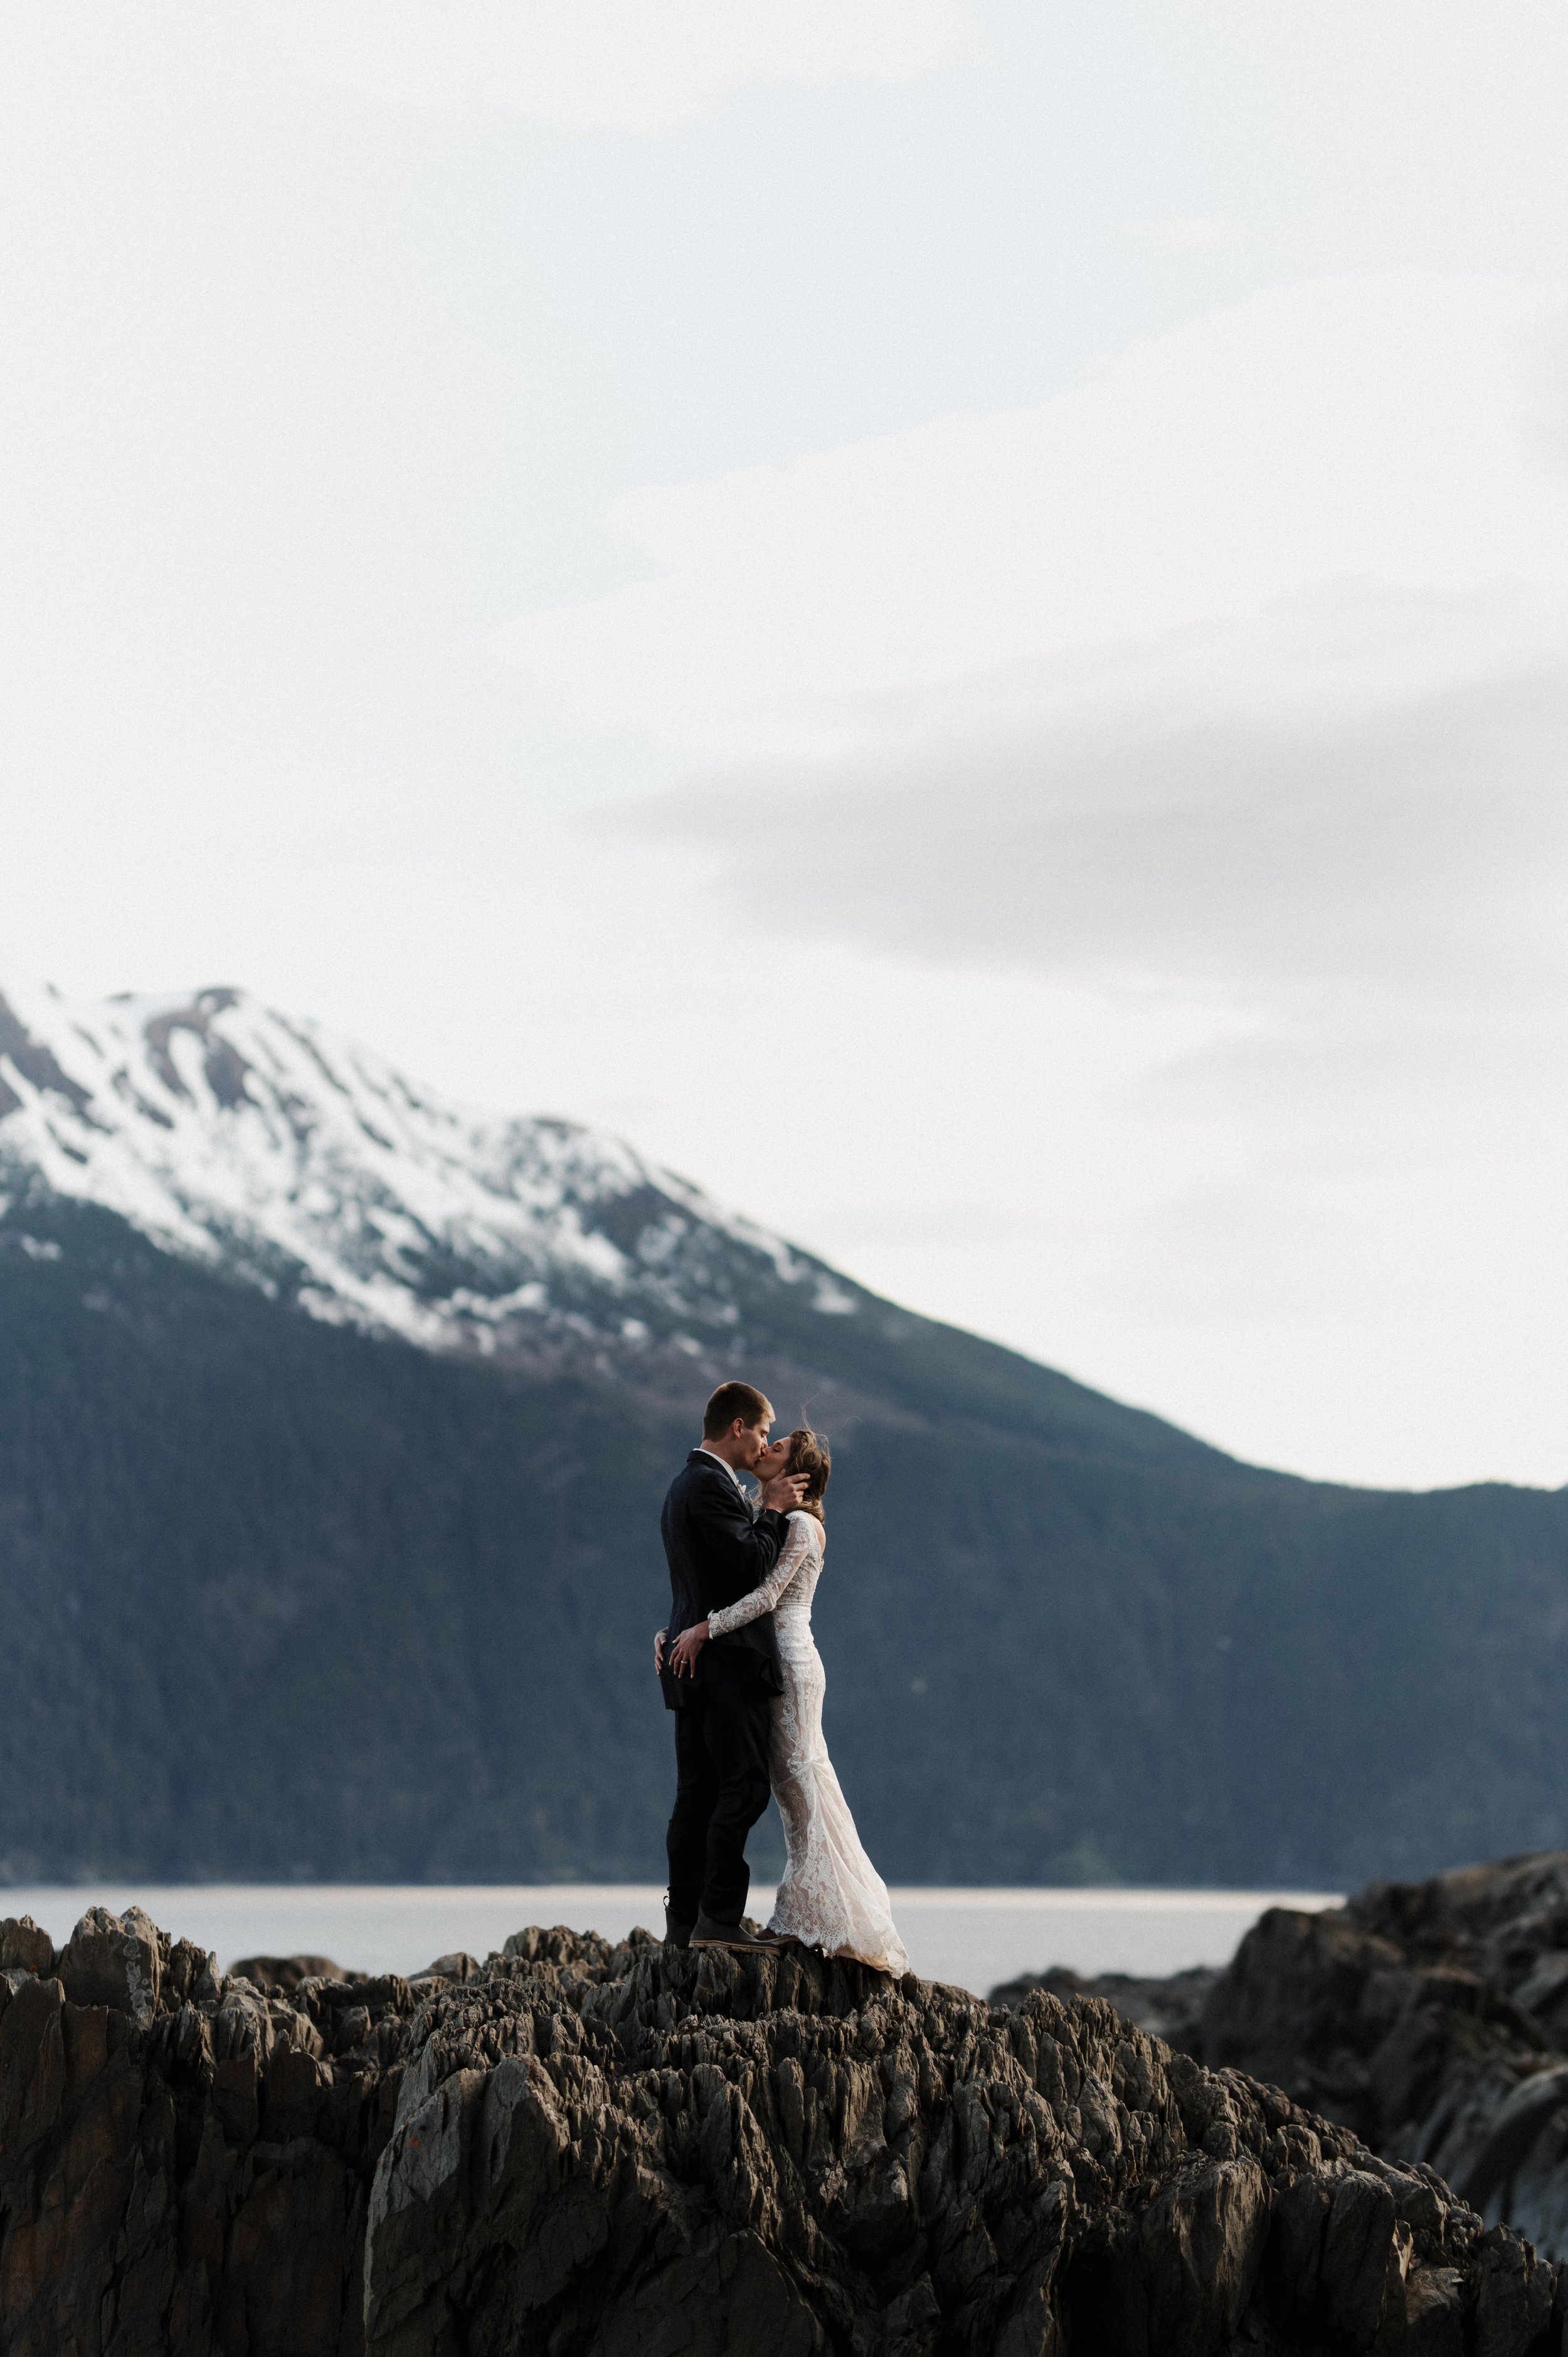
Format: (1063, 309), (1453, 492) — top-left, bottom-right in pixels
(707, 1511), (910, 1976)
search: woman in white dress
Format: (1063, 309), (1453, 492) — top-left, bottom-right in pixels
(667, 1429), (910, 1977)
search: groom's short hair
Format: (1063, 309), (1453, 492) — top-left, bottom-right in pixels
(702, 1381), (774, 1437)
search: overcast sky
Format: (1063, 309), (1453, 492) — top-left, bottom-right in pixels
(4, 0), (1567, 1490)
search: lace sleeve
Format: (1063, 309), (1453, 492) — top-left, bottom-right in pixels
(707, 1514), (813, 1636)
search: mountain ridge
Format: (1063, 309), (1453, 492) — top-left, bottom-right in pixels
(1, 979), (1565, 1890)
(0, 976), (1231, 1471)
(0, 977), (859, 1358)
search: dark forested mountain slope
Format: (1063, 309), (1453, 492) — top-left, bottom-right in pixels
(0, 1189), (1565, 1888)
(0, 981), (1565, 1887)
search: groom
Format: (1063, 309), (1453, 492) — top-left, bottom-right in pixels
(656, 1381), (806, 1953)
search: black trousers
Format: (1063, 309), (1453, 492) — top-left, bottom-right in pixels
(666, 1647), (773, 1925)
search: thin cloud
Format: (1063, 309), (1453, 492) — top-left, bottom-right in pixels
(613, 622), (1568, 1006)
(506, 275), (1568, 758)
(607, 595), (1568, 1184)
(564, 268), (1568, 1203)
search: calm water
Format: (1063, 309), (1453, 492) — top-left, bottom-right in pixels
(0, 1885), (1339, 1998)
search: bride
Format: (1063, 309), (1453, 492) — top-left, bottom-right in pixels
(667, 1428), (910, 1977)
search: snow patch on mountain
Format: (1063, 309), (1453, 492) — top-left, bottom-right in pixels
(0, 981), (857, 1356)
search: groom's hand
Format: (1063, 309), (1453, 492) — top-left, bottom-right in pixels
(760, 1471), (808, 1511)
(654, 1627), (668, 1674)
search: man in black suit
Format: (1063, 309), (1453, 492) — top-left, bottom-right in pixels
(655, 1380), (806, 1952)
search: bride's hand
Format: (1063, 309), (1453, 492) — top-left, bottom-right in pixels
(669, 1622), (709, 1676)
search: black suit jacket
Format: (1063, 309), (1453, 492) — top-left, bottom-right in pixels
(660, 1449), (788, 1710)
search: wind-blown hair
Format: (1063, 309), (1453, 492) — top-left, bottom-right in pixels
(785, 1427), (830, 1525)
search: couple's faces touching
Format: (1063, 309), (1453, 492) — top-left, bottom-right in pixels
(755, 1432), (793, 1482)
(710, 1413), (774, 1471)
(712, 1415), (799, 1493)
(744, 1423), (800, 1486)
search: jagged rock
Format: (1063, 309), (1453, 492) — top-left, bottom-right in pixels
(56, 1903), (165, 2023)
(0, 1915), (54, 1977)
(420, 1952), (484, 1985)
(1001, 1851), (1568, 2269)
(990, 1964), (1221, 2053)
(231, 1954), (356, 1993)
(0, 1906), (1559, 2354)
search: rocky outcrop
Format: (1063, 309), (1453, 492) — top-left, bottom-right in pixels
(0, 1903), (1563, 2354)
(996, 1853), (1568, 2272)
(990, 1965), (1222, 2056)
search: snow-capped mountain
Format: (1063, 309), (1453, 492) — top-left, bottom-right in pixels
(0, 981), (860, 1361)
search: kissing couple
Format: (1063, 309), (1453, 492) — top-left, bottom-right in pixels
(654, 1381), (909, 1974)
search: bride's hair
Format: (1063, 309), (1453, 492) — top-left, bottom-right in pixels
(786, 1427), (830, 1524)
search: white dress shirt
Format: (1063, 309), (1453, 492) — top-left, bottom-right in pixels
(697, 1443), (747, 1493)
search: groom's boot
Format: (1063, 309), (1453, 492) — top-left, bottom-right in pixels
(691, 1912), (787, 1954)
(664, 1895), (694, 1949)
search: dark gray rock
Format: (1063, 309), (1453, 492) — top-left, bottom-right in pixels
(230, 1952), (356, 1993)
(998, 1850), (1568, 2267)
(0, 1905), (1560, 2354)
(989, 1963), (1221, 2051)
(57, 1902), (165, 2022)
